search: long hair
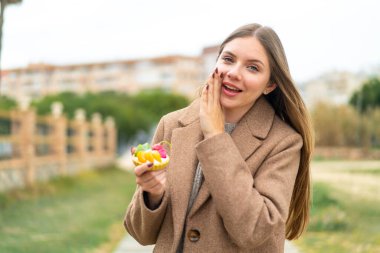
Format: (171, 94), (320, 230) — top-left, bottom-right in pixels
(218, 23), (314, 240)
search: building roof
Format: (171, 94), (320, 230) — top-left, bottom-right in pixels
(2, 55), (201, 74)
(201, 45), (219, 55)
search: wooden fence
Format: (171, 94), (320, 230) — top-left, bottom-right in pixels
(0, 102), (117, 192)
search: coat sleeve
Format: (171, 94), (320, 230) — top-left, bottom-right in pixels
(124, 117), (170, 245)
(195, 132), (302, 249)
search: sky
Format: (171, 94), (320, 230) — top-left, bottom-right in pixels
(2, 0), (380, 83)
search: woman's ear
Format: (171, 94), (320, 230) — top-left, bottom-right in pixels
(263, 83), (277, 95)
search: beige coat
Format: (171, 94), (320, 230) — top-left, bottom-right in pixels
(124, 96), (303, 253)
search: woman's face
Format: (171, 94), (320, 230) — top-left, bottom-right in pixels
(216, 36), (275, 115)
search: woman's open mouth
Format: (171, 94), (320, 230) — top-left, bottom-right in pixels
(222, 83), (242, 97)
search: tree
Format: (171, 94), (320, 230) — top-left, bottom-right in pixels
(349, 77), (380, 113)
(133, 88), (190, 122)
(31, 90), (190, 148)
(312, 102), (362, 146)
(0, 0), (22, 89)
(0, 94), (16, 109)
(312, 102), (380, 148)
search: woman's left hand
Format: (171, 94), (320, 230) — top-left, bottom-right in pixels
(199, 68), (225, 139)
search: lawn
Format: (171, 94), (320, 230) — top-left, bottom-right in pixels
(1, 161), (379, 253)
(295, 162), (380, 253)
(0, 167), (136, 253)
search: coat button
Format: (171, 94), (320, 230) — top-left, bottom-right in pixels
(187, 228), (200, 242)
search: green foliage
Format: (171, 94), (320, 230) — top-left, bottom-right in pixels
(133, 88), (190, 122)
(350, 77), (380, 113)
(312, 103), (361, 146)
(308, 183), (348, 232)
(312, 102), (380, 147)
(0, 95), (17, 110)
(311, 182), (339, 209)
(31, 89), (190, 144)
(31, 92), (81, 118)
(297, 173), (380, 253)
(0, 96), (17, 135)
(0, 167), (136, 253)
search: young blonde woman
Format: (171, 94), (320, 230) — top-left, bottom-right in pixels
(124, 23), (314, 253)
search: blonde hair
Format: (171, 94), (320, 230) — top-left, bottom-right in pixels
(218, 23), (314, 240)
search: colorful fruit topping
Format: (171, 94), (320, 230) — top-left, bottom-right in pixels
(131, 141), (171, 170)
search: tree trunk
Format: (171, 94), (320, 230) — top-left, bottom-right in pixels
(0, 0), (6, 91)
(0, 0), (22, 92)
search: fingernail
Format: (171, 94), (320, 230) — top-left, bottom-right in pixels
(147, 162), (153, 168)
(215, 68), (218, 74)
(220, 73), (224, 78)
(206, 84), (209, 90)
(212, 73), (215, 78)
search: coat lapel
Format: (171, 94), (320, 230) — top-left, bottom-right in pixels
(169, 100), (203, 242)
(188, 96), (275, 218)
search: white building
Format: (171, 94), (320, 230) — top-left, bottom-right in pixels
(300, 71), (368, 108)
(201, 45), (220, 79)
(2, 46), (377, 109)
(1, 55), (203, 102)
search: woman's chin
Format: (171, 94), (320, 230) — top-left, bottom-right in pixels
(220, 97), (236, 110)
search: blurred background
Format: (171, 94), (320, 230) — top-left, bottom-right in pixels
(0, 0), (379, 252)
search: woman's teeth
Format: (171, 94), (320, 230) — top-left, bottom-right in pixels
(223, 84), (242, 92)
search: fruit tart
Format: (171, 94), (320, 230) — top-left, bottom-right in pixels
(131, 141), (170, 171)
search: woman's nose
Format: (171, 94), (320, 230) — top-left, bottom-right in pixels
(226, 65), (242, 81)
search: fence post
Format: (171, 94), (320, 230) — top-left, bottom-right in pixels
(74, 109), (88, 168)
(17, 99), (36, 187)
(51, 102), (67, 176)
(105, 116), (116, 156)
(91, 113), (103, 157)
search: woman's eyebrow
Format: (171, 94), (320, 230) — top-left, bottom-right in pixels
(223, 51), (265, 67)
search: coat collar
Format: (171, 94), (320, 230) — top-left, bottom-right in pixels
(178, 99), (200, 126)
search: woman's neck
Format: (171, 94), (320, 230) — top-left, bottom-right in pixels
(223, 106), (251, 124)
(223, 100), (257, 123)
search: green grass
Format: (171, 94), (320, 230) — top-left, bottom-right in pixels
(295, 182), (380, 253)
(307, 182), (349, 232)
(312, 155), (343, 161)
(0, 167), (136, 253)
(344, 168), (380, 174)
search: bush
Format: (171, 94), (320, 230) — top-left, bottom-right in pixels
(31, 89), (190, 147)
(350, 77), (380, 113)
(0, 95), (17, 110)
(311, 102), (380, 148)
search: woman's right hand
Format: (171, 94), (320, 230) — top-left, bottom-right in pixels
(134, 163), (167, 209)
(200, 68), (225, 139)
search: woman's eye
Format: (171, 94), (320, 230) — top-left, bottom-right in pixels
(248, 65), (259, 72)
(222, 56), (233, 63)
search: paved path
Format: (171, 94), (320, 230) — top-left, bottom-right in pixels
(113, 235), (154, 253)
(113, 234), (301, 253)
